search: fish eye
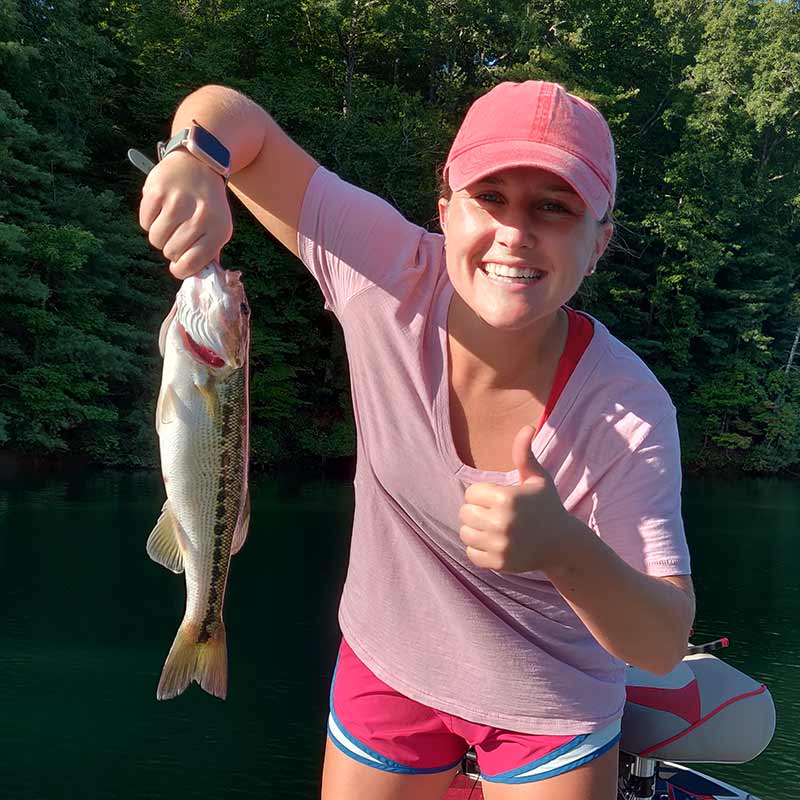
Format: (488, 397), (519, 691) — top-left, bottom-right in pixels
(240, 303), (250, 315)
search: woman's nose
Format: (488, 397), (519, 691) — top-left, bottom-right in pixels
(495, 210), (535, 250)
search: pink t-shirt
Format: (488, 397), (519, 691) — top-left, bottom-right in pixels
(297, 167), (691, 734)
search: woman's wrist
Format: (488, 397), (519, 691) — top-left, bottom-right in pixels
(161, 148), (228, 185)
(543, 513), (598, 582)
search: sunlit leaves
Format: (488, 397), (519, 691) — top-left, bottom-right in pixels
(2, 0), (799, 473)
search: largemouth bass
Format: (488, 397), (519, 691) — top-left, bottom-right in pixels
(148, 262), (250, 700)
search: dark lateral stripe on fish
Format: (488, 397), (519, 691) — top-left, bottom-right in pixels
(199, 388), (240, 643)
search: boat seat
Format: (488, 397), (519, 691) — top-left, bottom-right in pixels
(620, 653), (775, 763)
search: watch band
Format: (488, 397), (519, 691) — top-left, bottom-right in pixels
(157, 124), (230, 183)
(157, 129), (190, 162)
(127, 148), (155, 176)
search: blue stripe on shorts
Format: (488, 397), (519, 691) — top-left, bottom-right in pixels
(480, 719), (621, 784)
(326, 654), (463, 776)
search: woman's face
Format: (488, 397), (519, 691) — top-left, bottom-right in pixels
(438, 166), (612, 333)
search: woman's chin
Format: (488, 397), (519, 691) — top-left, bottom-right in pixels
(471, 298), (549, 332)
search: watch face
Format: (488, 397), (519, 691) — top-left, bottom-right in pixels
(193, 126), (231, 170)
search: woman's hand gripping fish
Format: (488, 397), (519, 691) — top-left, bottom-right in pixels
(148, 262), (250, 700)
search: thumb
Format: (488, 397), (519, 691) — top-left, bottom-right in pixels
(512, 424), (547, 485)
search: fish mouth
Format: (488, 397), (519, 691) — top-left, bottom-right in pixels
(177, 322), (226, 368)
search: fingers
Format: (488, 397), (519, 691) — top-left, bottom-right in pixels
(459, 524), (485, 548)
(459, 502), (508, 533)
(139, 187), (162, 232)
(170, 208), (232, 277)
(161, 219), (204, 264)
(147, 195), (196, 252)
(461, 526), (510, 571)
(169, 234), (218, 280)
(459, 509), (511, 569)
(464, 481), (511, 508)
(459, 520), (505, 552)
(465, 544), (501, 571)
(137, 154), (232, 279)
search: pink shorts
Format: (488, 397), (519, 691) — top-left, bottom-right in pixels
(327, 638), (621, 784)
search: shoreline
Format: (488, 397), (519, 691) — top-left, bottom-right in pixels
(0, 449), (357, 481)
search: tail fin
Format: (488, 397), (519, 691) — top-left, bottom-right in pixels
(156, 618), (228, 701)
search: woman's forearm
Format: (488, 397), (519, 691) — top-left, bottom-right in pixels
(547, 516), (695, 675)
(170, 84), (270, 176)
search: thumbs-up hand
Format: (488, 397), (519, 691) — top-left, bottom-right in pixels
(458, 425), (570, 573)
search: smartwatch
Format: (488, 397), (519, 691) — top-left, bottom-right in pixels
(158, 120), (231, 182)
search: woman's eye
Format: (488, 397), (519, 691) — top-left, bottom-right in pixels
(541, 202), (569, 214)
(476, 191), (503, 204)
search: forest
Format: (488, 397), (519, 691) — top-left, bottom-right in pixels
(2, 0), (799, 474)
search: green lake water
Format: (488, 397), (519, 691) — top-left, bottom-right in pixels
(0, 467), (797, 799)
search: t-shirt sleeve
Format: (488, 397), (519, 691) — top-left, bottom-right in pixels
(296, 166), (427, 316)
(588, 409), (692, 577)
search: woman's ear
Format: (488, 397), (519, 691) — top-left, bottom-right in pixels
(586, 221), (613, 276)
(438, 196), (449, 236)
(593, 221), (613, 263)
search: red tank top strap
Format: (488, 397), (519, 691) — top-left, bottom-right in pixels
(535, 307), (594, 434)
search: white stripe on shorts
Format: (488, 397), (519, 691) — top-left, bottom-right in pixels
(512, 719), (621, 780)
(327, 712), (385, 766)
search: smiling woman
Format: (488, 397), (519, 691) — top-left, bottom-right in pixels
(138, 78), (694, 800)
(439, 165), (613, 372)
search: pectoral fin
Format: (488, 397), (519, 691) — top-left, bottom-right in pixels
(155, 384), (179, 435)
(147, 500), (186, 574)
(231, 490), (250, 556)
(194, 374), (220, 424)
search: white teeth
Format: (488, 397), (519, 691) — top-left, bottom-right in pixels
(483, 264), (543, 280)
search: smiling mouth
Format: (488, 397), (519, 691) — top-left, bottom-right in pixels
(479, 264), (545, 284)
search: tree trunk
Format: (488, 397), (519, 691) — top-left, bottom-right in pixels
(785, 321), (800, 373)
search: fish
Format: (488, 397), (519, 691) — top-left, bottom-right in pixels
(147, 262), (250, 701)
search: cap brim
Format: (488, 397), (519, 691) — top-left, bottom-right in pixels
(447, 140), (611, 220)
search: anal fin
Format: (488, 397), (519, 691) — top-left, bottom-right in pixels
(147, 500), (186, 574)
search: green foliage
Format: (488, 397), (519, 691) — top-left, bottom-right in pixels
(1, 0), (799, 474)
(0, 1), (165, 465)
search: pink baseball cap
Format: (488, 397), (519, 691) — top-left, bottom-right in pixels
(444, 81), (616, 221)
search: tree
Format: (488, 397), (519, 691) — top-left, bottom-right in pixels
(0, 0), (166, 464)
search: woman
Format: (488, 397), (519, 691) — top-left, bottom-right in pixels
(139, 80), (694, 800)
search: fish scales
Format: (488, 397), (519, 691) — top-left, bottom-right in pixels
(198, 372), (246, 644)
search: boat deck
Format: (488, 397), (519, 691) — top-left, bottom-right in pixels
(444, 772), (484, 799)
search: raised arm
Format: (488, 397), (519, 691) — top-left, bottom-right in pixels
(139, 84), (318, 277)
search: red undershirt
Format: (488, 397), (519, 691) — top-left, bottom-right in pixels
(535, 307), (593, 435)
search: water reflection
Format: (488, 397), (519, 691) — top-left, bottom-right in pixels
(0, 468), (795, 798)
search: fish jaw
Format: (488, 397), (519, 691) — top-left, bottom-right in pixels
(174, 263), (249, 371)
(176, 319), (226, 368)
